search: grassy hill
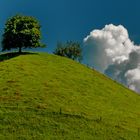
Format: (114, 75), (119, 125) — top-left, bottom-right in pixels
(0, 52), (140, 139)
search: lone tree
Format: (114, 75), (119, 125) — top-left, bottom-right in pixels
(2, 14), (45, 53)
(54, 41), (82, 62)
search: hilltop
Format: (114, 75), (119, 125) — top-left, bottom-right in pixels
(0, 52), (140, 139)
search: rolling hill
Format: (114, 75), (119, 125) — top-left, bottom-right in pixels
(0, 52), (140, 139)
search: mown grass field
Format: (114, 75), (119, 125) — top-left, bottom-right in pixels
(0, 52), (140, 139)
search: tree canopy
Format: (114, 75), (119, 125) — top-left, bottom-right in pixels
(54, 41), (82, 62)
(2, 14), (45, 53)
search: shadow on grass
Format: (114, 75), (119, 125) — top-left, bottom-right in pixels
(0, 52), (38, 62)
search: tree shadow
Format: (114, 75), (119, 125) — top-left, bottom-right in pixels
(0, 52), (38, 62)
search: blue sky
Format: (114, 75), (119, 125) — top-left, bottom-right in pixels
(0, 0), (140, 53)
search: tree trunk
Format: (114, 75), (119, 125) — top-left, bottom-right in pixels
(19, 47), (22, 54)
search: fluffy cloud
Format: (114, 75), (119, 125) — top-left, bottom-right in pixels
(84, 24), (140, 93)
(125, 67), (140, 93)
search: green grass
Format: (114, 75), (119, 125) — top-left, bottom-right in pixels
(0, 52), (140, 139)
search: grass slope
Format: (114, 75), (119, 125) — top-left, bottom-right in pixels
(0, 52), (140, 139)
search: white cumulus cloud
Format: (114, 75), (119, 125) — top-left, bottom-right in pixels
(84, 24), (140, 93)
(125, 67), (140, 93)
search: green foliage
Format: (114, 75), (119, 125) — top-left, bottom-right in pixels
(2, 14), (45, 53)
(54, 41), (82, 61)
(0, 53), (140, 139)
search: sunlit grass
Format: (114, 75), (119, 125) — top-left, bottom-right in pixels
(0, 52), (140, 139)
